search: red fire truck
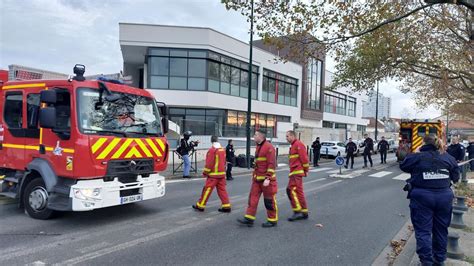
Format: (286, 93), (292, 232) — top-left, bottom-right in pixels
(0, 65), (169, 219)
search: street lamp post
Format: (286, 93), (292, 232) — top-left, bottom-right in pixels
(246, 0), (254, 169)
(375, 80), (379, 142)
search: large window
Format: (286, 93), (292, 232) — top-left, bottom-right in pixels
(324, 90), (355, 116)
(347, 97), (356, 117)
(148, 48), (258, 99)
(306, 58), (323, 110)
(169, 107), (288, 137)
(262, 69), (298, 107)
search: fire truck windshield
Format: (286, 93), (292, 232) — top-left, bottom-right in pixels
(77, 88), (163, 136)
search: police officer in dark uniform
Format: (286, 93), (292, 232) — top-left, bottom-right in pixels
(446, 137), (465, 163)
(467, 140), (474, 171)
(361, 134), (374, 168)
(400, 135), (459, 266)
(344, 138), (357, 169)
(377, 136), (390, 164)
(311, 137), (322, 167)
(226, 139), (235, 180)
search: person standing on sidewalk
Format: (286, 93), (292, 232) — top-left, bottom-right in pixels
(178, 131), (199, 179)
(361, 134), (374, 168)
(377, 136), (390, 164)
(237, 129), (278, 228)
(467, 139), (474, 171)
(311, 137), (321, 167)
(447, 136), (465, 163)
(344, 138), (357, 169)
(192, 136), (231, 213)
(226, 139), (235, 181)
(400, 135), (459, 266)
(285, 130), (310, 221)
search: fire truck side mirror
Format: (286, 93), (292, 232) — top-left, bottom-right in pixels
(39, 107), (57, 129)
(40, 90), (57, 104)
(156, 101), (169, 134)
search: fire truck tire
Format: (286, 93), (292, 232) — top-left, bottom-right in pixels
(23, 178), (56, 220)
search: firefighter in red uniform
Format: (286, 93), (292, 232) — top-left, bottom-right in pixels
(286, 130), (310, 221)
(237, 129), (278, 228)
(192, 136), (231, 212)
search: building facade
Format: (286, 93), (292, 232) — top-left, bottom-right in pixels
(362, 92), (391, 120)
(120, 23), (305, 143)
(120, 23), (369, 144)
(321, 71), (368, 141)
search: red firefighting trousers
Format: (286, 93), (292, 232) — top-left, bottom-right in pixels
(286, 176), (308, 213)
(196, 178), (230, 209)
(245, 180), (278, 222)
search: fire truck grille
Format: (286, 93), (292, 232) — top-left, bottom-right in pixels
(106, 159), (154, 177)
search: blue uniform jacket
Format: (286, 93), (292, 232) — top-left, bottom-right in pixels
(447, 143), (465, 161)
(400, 144), (459, 189)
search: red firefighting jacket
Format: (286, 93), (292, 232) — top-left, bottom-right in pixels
(289, 139), (310, 177)
(253, 140), (276, 182)
(203, 143), (226, 179)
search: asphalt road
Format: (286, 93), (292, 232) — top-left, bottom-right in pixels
(0, 153), (411, 265)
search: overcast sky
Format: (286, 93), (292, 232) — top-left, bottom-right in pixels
(0, 0), (442, 119)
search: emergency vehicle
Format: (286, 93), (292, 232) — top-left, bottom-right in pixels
(0, 65), (169, 219)
(396, 119), (445, 161)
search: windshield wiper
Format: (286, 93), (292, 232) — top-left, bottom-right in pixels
(96, 130), (128, 137)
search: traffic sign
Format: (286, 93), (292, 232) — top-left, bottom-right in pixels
(335, 156), (345, 166)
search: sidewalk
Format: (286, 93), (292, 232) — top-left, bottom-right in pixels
(395, 172), (474, 266)
(162, 155), (334, 179)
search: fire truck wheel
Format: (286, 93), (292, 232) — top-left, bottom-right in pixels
(23, 178), (56, 220)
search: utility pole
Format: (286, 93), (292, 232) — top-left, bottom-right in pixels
(245, 0), (254, 169)
(375, 80), (379, 142)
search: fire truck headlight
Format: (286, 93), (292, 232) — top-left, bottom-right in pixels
(73, 188), (102, 200)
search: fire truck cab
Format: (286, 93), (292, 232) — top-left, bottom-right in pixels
(397, 119), (445, 161)
(0, 65), (169, 219)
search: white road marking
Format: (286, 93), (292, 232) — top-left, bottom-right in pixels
(352, 169), (370, 174)
(369, 171), (393, 178)
(392, 173), (410, 181)
(325, 170), (342, 174)
(309, 167), (331, 173)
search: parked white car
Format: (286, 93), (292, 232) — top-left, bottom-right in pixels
(320, 141), (346, 158)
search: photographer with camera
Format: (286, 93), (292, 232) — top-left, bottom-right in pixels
(400, 135), (459, 265)
(177, 131), (199, 179)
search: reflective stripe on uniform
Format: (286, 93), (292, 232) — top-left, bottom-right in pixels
(203, 168), (211, 172)
(301, 209), (308, 213)
(221, 203), (231, 208)
(289, 170), (305, 176)
(289, 154), (299, 159)
(209, 172), (226, 176)
(267, 168), (275, 173)
(198, 187), (212, 208)
(255, 157), (267, 161)
(291, 187), (302, 211)
(256, 176), (266, 181)
(245, 214), (256, 220)
(302, 163), (310, 167)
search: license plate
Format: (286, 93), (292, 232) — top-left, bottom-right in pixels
(120, 194), (143, 204)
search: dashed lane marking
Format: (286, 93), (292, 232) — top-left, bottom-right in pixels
(392, 173), (410, 181)
(369, 171), (393, 178)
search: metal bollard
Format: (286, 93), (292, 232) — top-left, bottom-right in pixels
(447, 231), (464, 259)
(453, 196), (469, 212)
(450, 210), (467, 229)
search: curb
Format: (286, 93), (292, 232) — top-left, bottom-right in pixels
(372, 219), (414, 265)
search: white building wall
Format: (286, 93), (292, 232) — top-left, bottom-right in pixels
(119, 23), (303, 142)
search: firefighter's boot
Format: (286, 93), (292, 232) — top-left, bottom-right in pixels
(237, 217), (254, 227)
(288, 212), (309, 222)
(261, 221), (277, 228)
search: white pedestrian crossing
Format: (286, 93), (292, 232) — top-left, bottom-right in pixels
(392, 173), (410, 181)
(326, 170), (342, 174)
(369, 171), (392, 178)
(309, 167), (331, 173)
